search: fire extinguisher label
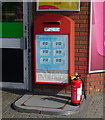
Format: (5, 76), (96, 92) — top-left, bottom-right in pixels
(77, 84), (82, 101)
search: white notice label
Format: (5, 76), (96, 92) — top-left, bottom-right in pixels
(36, 73), (68, 83)
(44, 28), (60, 32)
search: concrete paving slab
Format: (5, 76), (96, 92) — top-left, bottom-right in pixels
(12, 93), (81, 115)
(24, 95), (69, 108)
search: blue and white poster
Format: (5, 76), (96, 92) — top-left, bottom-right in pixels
(36, 34), (68, 83)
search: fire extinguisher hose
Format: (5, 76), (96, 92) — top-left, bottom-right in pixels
(81, 78), (87, 100)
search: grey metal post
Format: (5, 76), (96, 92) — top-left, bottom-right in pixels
(23, 2), (33, 91)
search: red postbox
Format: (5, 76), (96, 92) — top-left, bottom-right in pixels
(34, 13), (75, 85)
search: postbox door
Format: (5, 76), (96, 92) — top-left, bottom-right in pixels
(35, 34), (69, 84)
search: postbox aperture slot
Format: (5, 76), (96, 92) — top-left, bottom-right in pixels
(43, 22), (60, 25)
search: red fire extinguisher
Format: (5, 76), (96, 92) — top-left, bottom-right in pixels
(70, 73), (86, 106)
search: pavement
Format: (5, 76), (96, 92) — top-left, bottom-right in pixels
(1, 88), (105, 119)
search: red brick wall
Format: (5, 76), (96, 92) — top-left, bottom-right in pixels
(33, 2), (105, 94)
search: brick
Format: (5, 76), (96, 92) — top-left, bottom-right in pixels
(100, 73), (105, 76)
(86, 86), (91, 90)
(81, 2), (90, 7)
(86, 11), (89, 15)
(79, 66), (87, 70)
(89, 89), (96, 94)
(79, 57), (87, 61)
(79, 15), (89, 20)
(73, 11), (87, 15)
(81, 74), (87, 78)
(80, 24), (89, 28)
(80, 41), (88, 45)
(75, 24), (79, 28)
(75, 41), (80, 45)
(79, 49), (88, 53)
(75, 32), (80, 36)
(89, 82), (94, 86)
(94, 77), (100, 81)
(69, 15), (79, 20)
(85, 37), (89, 41)
(75, 57), (79, 61)
(75, 66), (79, 70)
(75, 28), (89, 32)
(100, 89), (104, 92)
(94, 81), (100, 85)
(80, 32), (88, 36)
(95, 88), (101, 92)
(75, 62), (85, 66)
(76, 53), (88, 57)
(75, 36), (87, 41)
(75, 45), (88, 49)
(94, 85), (103, 89)
(75, 20), (88, 24)
(88, 86), (94, 91)
(80, 7), (89, 11)
(91, 74), (101, 77)
(91, 78), (98, 82)
(87, 74), (91, 77)
(75, 49), (79, 52)
(84, 62), (88, 66)
(76, 69), (85, 74)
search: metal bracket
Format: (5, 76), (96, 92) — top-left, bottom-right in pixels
(20, 38), (27, 50)
(0, 38), (27, 50)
